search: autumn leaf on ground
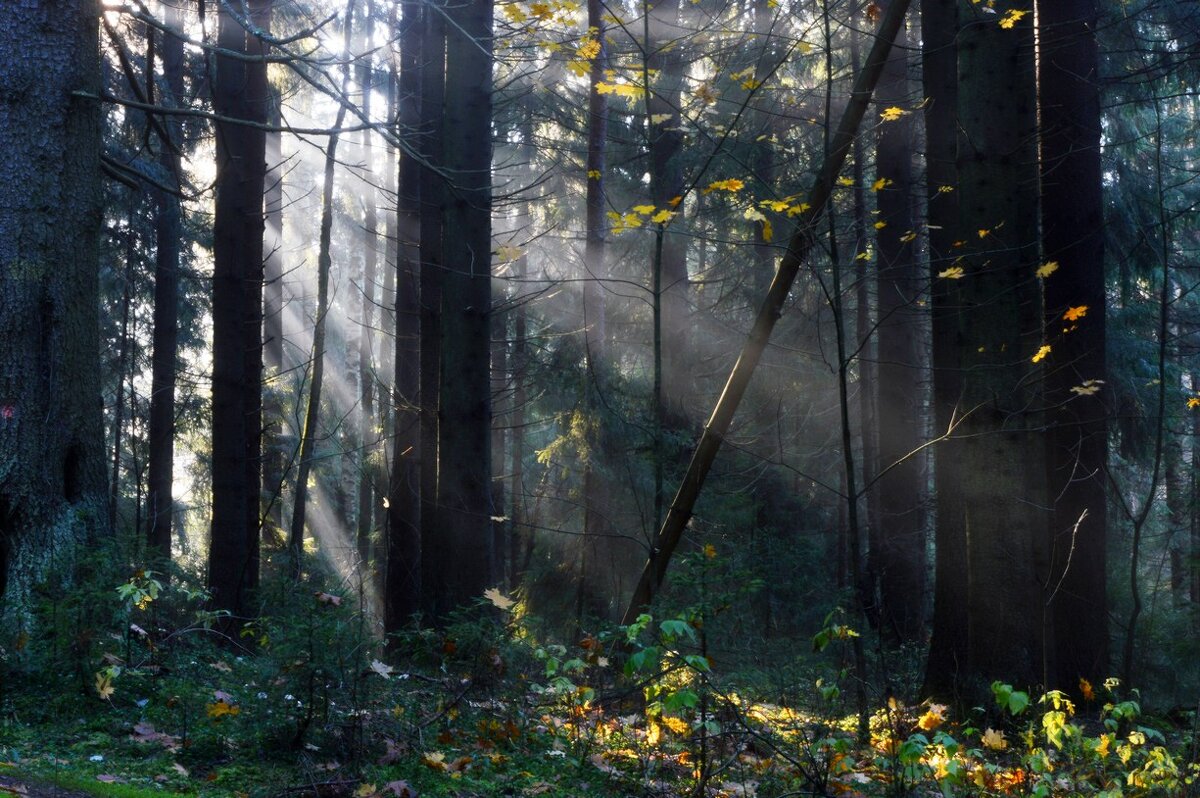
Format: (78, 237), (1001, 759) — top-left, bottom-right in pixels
(484, 587), (515, 610)
(981, 728), (1007, 750)
(370, 659), (394, 679)
(1063, 305), (1088, 321)
(378, 738), (406, 766)
(207, 700), (240, 719)
(384, 781), (417, 798)
(355, 784), (378, 798)
(421, 751), (447, 772)
(1032, 345), (1051, 363)
(917, 704), (947, 731)
(1036, 260), (1059, 278)
(95, 670), (115, 700)
(879, 106), (908, 122)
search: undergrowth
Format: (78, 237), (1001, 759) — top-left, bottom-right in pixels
(0, 542), (1196, 797)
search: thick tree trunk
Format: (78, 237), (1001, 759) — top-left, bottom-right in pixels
(936, 0), (1046, 689)
(386, 0), (423, 631)
(1037, 0), (1108, 689)
(435, 0), (495, 613)
(147, 3), (185, 561)
(872, 3), (925, 643)
(210, 2), (270, 617)
(0, 1), (107, 606)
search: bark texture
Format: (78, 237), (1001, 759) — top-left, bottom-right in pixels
(0, 1), (107, 607)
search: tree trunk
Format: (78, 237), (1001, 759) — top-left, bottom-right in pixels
(385, 0), (423, 631)
(435, 0), (495, 613)
(147, 2), (185, 561)
(417, 0), (446, 619)
(289, 4), (355, 575)
(209, 1), (270, 620)
(263, 67), (286, 541)
(936, 0), (1046, 689)
(0, 1), (107, 606)
(1037, 0), (1108, 689)
(920, 0), (966, 699)
(872, 1), (925, 643)
(356, 0), (379, 573)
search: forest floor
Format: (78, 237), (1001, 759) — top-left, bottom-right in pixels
(2, 576), (1197, 797)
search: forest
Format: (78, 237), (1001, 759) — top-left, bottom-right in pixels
(0, 0), (1198, 795)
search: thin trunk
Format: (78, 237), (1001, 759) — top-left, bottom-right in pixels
(872, 0), (924, 643)
(288, 3), (355, 575)
(110, 221), (134, 531)
(417, 0), (446, 619)
(263, 72), (286, 540)
(921, 0), (965, 699)
(357, 0), (379, 572)
(147, 1), (185, 560)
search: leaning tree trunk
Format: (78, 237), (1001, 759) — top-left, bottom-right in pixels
(209, 1), (270, 619)
(0, 3), (107, 607)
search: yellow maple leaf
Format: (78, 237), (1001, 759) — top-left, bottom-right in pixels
(1036, 260), (1059, 279)
(1096, 733), (1112, 758)
(836, 176), (854, 186)
(938, 266), (964, 279)
(529, 2), (553, 17)
(761, 219), (773, 242)
(760, 199), (791, 212)
(872, 177), (893, 192)
(565, 60), (589, 78)
(999, 8), (1028, 28)
(649, 113), (673, 125)
(917, 704), (946, 731)
(650, 209), (674, 224)
(879, 106), (908, 122)
(873, 220), (887, 230)
(495, 245), (524, 263)
(632, 204), (656, 215)
(981, 728), (1007, 750)
(977, 228), (990, 238)
(1063, 305), (1088, 321)
(587, 169), (601, 180)
(1188, 397), (1200, 409)
(741, 77), (762, 90)
(576, 39), (600, 60)
(1032, 344), (1051, 363)
(207, 700), (240, 719)
(900, 230), (917, 243)
(703, 178), (745, 194)
(704, 543), (717, 559)
(95, 671), (115, 700)
(937, 184), (955, 194)
(667, 195), (682, 207)
(503, 3), (527, 21)
(483, 587), (515, 610)
(787, 202), (811, 217)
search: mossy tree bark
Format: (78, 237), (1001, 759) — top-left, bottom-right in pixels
(0, 1), (107, 606)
